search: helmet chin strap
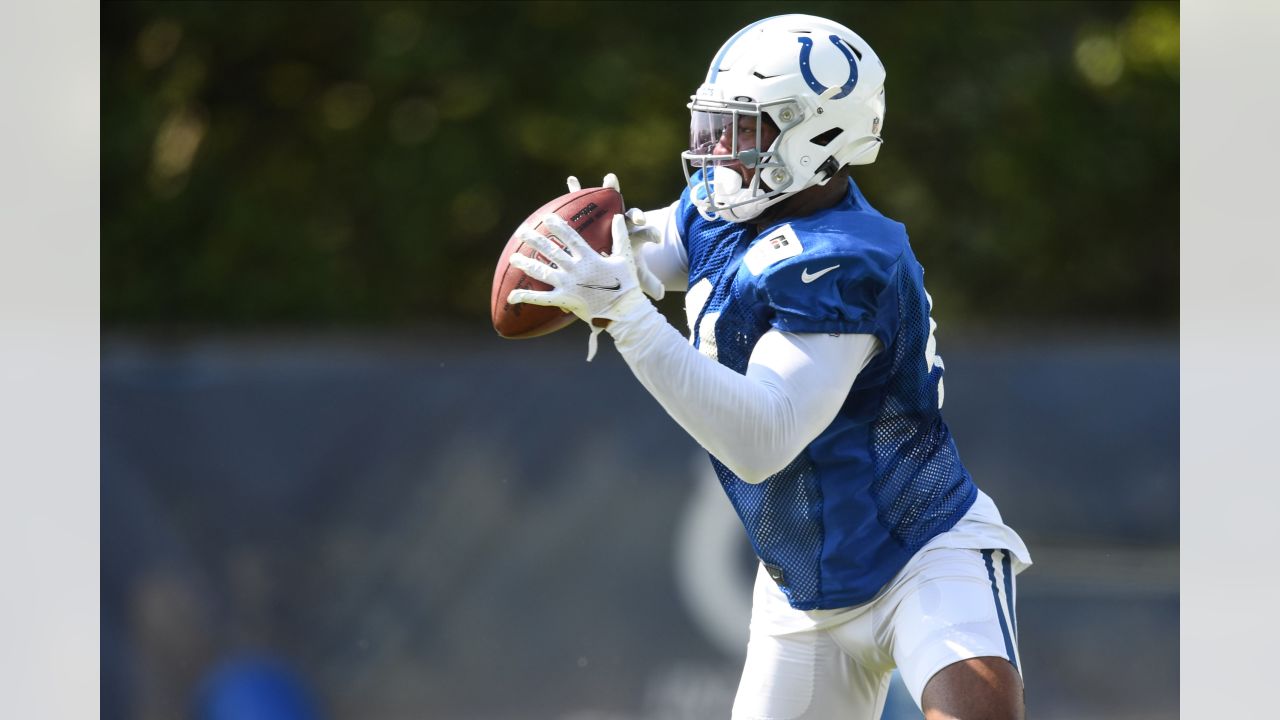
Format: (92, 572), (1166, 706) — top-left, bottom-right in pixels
(709, 166), (772, 222)
(816, 156), (841, 182)
(706, 164), (813, 223)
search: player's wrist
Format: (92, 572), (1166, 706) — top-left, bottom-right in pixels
(598, 289), (649, 324)
(601, 292), (663, 348)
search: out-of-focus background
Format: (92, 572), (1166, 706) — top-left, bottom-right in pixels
(102, 2), (1178, 719)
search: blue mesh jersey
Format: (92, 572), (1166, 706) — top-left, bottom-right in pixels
(676, 172), (978, 610)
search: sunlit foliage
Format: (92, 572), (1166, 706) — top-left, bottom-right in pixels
(103, 1), (1178, 328)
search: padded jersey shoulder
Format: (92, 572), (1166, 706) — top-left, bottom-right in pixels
(743, 191), (909, 344)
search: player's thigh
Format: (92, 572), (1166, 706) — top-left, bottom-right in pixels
(731, 628), (890, 720)
(921, 655), (1024, 720)
(887, 548), (1023, 709)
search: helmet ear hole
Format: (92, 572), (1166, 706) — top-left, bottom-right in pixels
(810, 127), (844, 147)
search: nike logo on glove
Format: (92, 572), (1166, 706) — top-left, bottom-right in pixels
(801, 265), (840, 283)
(579, 280), (622, 291)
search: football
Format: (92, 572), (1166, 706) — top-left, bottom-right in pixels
(491, 186), (624, 338)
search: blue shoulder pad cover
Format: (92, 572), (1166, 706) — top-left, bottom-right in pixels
(751, 224), (904, 346)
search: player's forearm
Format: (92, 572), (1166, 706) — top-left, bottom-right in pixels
(607, 304), (809, 484)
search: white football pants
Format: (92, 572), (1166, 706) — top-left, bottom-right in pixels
(731, 547), (1022, 720)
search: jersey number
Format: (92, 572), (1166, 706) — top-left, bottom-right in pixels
(685, 278), (721, 362)
(925, 289), (945, 409)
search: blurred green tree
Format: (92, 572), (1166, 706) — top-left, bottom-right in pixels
(102, 1), (1178, 329)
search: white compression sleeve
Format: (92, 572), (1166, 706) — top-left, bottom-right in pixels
(608, 303), (880, 484)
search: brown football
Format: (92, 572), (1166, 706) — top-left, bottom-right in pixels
(491, 186), (623, 338)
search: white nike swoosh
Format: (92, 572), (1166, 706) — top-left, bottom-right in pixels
(801, 265), (840, 283)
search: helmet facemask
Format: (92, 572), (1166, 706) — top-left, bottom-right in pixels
(681, 97), (802, 223)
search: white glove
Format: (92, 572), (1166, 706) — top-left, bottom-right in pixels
(508, 212), (650, 361)
(567, 173), (665, 301)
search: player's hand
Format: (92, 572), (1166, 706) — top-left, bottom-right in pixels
(508, 213), (649, 360)
(567, 173), (665, 301)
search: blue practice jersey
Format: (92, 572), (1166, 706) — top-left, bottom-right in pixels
(676, 173), (978, 610)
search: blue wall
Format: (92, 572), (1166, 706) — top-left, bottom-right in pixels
(102, 328), (1177, 720)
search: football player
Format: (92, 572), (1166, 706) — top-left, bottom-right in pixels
(508, 14), (1031, 720)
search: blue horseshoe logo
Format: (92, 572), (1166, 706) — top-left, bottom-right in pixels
(797, 35), (859, 100)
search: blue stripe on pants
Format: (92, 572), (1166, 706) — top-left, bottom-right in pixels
(1001, 550), (1018, 642)
(982, 549), (1018, 672)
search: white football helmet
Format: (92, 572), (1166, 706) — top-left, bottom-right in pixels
(681, 14), (887, 222)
